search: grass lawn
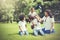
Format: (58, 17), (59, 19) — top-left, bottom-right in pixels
(0, 22), (60, 40)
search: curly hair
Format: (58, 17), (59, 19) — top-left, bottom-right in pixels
(19, 15), (25, 21)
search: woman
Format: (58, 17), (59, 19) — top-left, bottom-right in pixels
(36, 11), (55, 34)
(42, 11), (55, 34)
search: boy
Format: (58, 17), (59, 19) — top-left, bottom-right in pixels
(18, 15), (29, 36)
(31, 16), (44, 36)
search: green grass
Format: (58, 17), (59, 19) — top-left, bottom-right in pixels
(0, 22), (60, 40)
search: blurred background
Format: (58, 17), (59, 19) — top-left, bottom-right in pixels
(0, 0), (60, 23)
(0, 0), (60, 40)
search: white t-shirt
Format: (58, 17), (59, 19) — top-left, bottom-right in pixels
(31, 19), (41, 30)
(18, 21), (27, 31)
(42, 16), (55, 30)
(28, 11), (37, 17)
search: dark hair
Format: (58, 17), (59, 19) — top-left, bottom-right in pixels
(45, 11), (52, 18)
(19, 15), (25, 21)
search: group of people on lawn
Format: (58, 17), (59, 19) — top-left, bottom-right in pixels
(18, 7), (55, 36)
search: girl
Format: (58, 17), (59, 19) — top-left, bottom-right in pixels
(18, 15), (29, 36)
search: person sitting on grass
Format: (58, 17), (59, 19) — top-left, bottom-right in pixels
(31, 15), (44, 36)
(36, 11), (55, 34)
(42, 11), (55, 34)
(18, 14), (29, 36)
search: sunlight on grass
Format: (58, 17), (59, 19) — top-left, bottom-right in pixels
(0, 23), (60, 40)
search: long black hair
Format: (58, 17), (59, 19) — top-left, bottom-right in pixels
(45, 11), (53, 18)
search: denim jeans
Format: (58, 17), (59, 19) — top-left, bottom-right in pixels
(33, 29), (44, 36)
(19, 31), (29, 36)
(42, 28), (55, 34)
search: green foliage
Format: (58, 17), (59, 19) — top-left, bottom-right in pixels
(0, 0), (16, 21)
(0, 0), (60, 22)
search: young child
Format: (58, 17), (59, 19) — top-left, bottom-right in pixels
(18, 15), (29, 36)
(31, 15), (44, 36)
(28, 7), (37, 22)
(28, 7), (37, 17)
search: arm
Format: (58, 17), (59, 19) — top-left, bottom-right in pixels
(50, 22), (54, 31)
(18, 22), (23, 32)
(50, 18), (55, 31)
(25, 21), (27, 28)
(35, 15), (44, 23)
(19, 26), (22, 32)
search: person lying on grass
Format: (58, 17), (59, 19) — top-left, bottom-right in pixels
(18, 14), (29, 36)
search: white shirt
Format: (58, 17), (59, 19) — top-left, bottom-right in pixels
(31, 19), (41, 30)
(18, 21), (27, 31)
(42, 16), (55, 30)
(28, 11), (37, 17)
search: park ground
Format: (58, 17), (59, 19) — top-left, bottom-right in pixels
(0, 22), (60, 40)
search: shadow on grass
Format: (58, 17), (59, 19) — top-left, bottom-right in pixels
(8, 33), (34, 36)
(8, 32), (44, 36)
(8, 33), (19, 36)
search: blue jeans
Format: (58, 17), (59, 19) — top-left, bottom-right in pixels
(33, 29), (44, 36)
(19, 31), (29, 36)
(42, 28), (55, 34)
